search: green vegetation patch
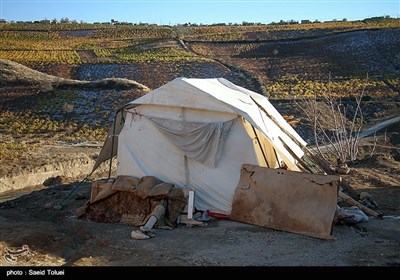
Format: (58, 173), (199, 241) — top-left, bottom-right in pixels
(264, 76), (398, 98)
(0, 50), (82, 64)
(93, 26), (173, 40)
(96, 46), (210, 62)
(0, 110), (107, 163)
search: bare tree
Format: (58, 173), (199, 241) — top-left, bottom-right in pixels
(297, 75), (367, 168)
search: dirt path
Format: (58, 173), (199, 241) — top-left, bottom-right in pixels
(76, 50), (98, 63)
(360, 116), (400, 138)
(310, 116), (400, 154)
(183, 40), (263, 92)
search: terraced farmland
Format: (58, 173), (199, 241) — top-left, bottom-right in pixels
(1, 20), (399, 169)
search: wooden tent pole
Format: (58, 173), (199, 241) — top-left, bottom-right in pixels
(278, 136), (313, 173)
(251, 125), (270, 168)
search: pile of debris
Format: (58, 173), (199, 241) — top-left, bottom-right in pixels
(301, 148), (382, 226)
(76, 175), (208, 239)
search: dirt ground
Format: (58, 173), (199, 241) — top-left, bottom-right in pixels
(0, 131), (399, 267)
(0, 184), (399, 267)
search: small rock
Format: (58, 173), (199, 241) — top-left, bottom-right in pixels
(337, 164), (350, 175)
(44, 202), (54, 209)
(360, 192), (372, 200)
(43, 176), (62, 187)
(53, 204), (62, 210)
(53, 236), (61, 241)
(46, 190), (56, 195)
(131, 230), (150, 240)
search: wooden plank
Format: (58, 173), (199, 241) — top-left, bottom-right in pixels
(338, 192), (382, 218)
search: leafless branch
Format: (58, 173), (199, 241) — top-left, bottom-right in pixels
(296, 75), (368, 167)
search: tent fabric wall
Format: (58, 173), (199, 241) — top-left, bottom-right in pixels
(117, 105), (262, 214)
(92, 77), (308, 214)
(91, 109), (126, 174)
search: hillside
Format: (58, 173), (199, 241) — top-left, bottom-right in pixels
(0, 22), (398, 96)
(1, 22), (399, 188)
(187, 28), (400, 97)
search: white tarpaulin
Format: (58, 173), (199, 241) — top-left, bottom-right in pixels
(94, 77), (308, 214)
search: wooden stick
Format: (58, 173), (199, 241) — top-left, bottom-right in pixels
(338, 192), (382, 218)
(304, 148), (360, 200)
(304, 147), (333, 172)
(250, 96), (305, 148)
(278, 136), (313, 173)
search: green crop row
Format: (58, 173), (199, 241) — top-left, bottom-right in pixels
(0, 110), (107, 140)
(95, 47), (210, 62)
(0, 111), (65, 134)
(263, 76), (398, 98)
(0, 29), (156, 51)
(182, 20), (400, 41)
(0, 50), (82, 64)
(63, 124), (107, 142)
(93, 26), (173, 40)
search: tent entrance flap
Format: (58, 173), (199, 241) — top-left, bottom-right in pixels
(148, 117), (234, 167)
(230, 164), (339, 240)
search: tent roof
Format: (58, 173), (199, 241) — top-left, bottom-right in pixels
(129, 77), (305, 142)
(128, 77), (307, 164)
(129, 77), (236, 114)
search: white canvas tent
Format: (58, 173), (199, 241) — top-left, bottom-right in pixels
(92, 77), (307, 214)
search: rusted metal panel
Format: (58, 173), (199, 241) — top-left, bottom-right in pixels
(230, 164), (339, 239)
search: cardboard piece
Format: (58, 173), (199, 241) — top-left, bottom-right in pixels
(230, 164), (339, 239)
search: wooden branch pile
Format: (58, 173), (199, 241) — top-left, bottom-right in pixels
(299, 147), (382, 219)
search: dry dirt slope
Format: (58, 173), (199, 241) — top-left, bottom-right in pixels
(0, 59), (150, 92)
